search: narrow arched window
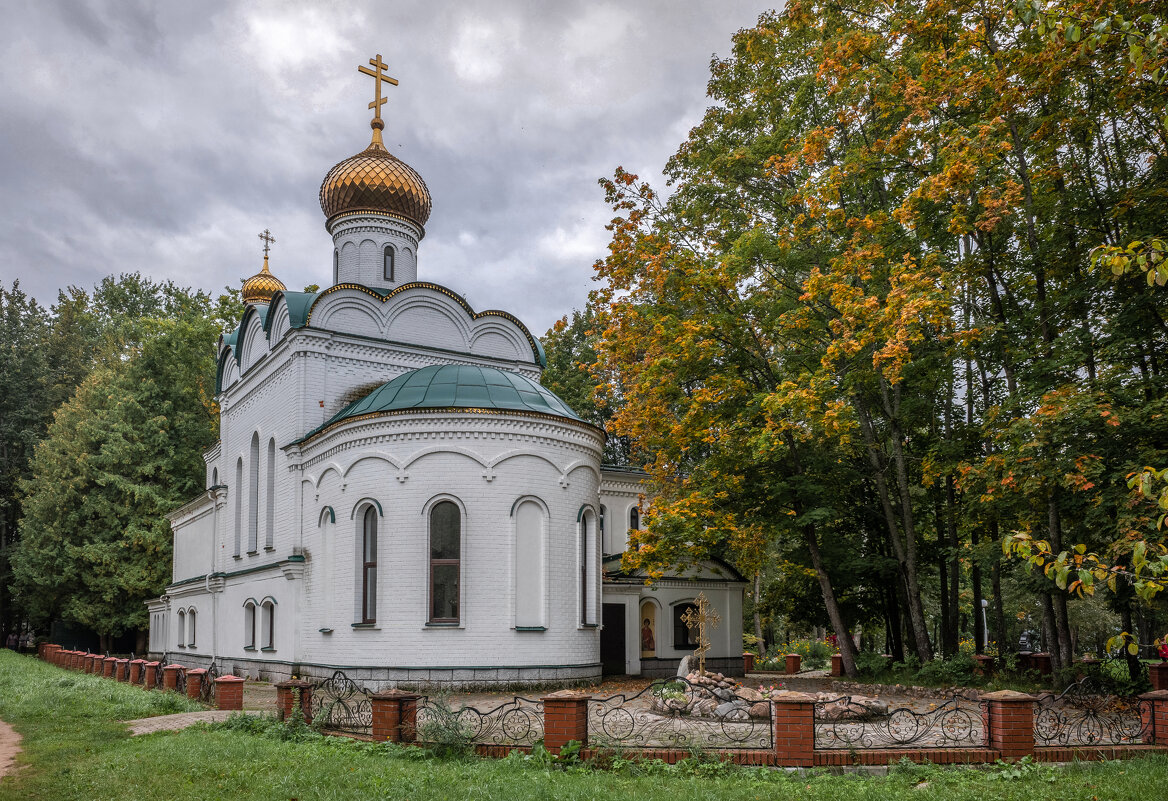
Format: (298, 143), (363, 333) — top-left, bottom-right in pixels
(177, 610), (186, 648)
(514, 500), (545, 628)
(599, 504), (609, 554)
(580, 509), (597, 625)
(361, 507), (377, 624)
(261, 600), (275, 649)
(187, 609), (197, 648)
(629, 505), (640, 532)
(429, 501), (460, 623)
(383, 245), (395, 282)
(265, 438), (276, 549)
(244, 602), (256, 649)
(234, 458), (243, 557)
(248, 433), (260, 552)
(333, 249), (339, 284)
(211, 466), (218, 487)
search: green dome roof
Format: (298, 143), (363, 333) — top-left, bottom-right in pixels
(301, 364), (584, 442)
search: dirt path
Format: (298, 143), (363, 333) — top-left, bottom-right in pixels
(0, 718), (21, 780)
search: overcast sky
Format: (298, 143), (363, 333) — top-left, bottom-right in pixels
(1, 0), (776, 335)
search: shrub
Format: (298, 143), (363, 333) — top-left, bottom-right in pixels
(854, 651), (890, 679)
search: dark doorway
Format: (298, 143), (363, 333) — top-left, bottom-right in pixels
(600, 603), (626, 675)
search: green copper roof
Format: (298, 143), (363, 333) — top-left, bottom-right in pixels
(299, 364), (584, 443)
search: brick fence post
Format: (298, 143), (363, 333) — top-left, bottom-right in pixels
(88, 654), (101, 674)
(1139, 690), (1168, 744)
(743, 653), (755, 673)
(47, 645), (61, 665)
(370, 689), (421, 742)
(144, 661), (161, 688)
(163, 664), (183, 692)
(186, 668), (206, 700)
(215, 675), (245, 711)
(129, 659), (145, 684)
(541, 690), (592, 754)
(116, 658), (130, 681)
(74, 651), (85, 671)
(784, 654), (802, 675)
(982, 690), (1036, 762)
(830, 654), (843, 677)
(102, 657), (117, 678)
(974, 655), (995, 677)
(772, 693), (816, 767)
(275, 679), (314, 724)
(1150, 662), (1168, 692)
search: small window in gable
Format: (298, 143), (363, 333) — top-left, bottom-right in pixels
(383, 245), (395, 282)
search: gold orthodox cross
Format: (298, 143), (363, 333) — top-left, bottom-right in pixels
(258, 228), (276, 258)
(358, 53), (398, 125)
(681, 591), (720, 675)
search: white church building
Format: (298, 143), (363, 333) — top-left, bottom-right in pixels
(147, 61), (745, 686)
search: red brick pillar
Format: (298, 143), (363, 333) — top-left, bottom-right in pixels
(1031, 653), (1052, 675)
(982, 690), (1036, 761)
(47, 645), (61, 665)
(275, 679), (314, 724)
(74, 652), (85, 671)
(974, 655), (995, 677)
(37, 643), (45, 660)
(830, 654), (843, 677)
(129, 659), (145, 684)
(541, 690), (592, 754)
(102, 657), (117, 678)
(88, 654), (101, 673)
(215, 675), (245, 711)
(144, 661), (161, 688)
(1139, 690), (1168, 744)
(65, 650), (77, 670)
(772, 693), (816, 766)
(370, 689), (421, 742)
(743, 653), (755, 673)
(163, 664), (183, 692)
(186, 668), (206, 700)
(785, 654), (802, 675)
(1150, 662), (1168, 692)
(116, 658), (130, 681)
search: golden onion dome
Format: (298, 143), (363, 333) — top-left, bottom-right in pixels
(241, 255), (286, 305)
(319, 120), (431, 229)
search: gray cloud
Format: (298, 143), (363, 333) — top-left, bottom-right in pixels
(1, 0), (775, 335)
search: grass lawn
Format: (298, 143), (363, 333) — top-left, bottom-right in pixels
(1, 650), (1165, 800)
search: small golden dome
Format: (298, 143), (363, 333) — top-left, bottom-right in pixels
(241, 255), (286, 305)
(319, 122), (431, 229)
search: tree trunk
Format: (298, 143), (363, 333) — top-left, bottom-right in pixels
(936, 485), (952, 657)
(752, 571), (765, 656)
(805, 524), (858, 677)
(1048, 497), (1074, 669)
(854, 391), (933, 662)
(992, 548), (1008, 654)
(1041, 593), (1061, 672)
(946, 475), (961, 659)
(971, 528), (985, 656)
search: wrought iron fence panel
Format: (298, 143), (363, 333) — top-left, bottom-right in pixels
(173, 667), (187, 696)
(200, 662), (219, 705)
(814, 696), (985, 750)
(416, 696), (545, 747)
(310, 671), (373, 735)
(1033, 678), (1149, 746)
(588, 678), (774, 751)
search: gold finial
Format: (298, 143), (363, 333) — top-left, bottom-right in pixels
(681, 592), (721, 675)
(357, 53), (398, 148)
(258, 228), (276, 270)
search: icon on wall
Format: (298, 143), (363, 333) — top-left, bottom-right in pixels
(640, 600), (656, 658)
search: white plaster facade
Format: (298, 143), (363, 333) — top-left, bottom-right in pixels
(147, 115), (745, 688)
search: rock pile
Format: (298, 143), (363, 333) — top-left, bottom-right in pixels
(647, 671), (769, 721)
(812, 692), (889, 721)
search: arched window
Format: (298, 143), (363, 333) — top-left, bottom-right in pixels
(261, 599), (275, 650)
(580, 509), (597, 625)
(514, 500), (545, 628)
(361, 506), (377, 624)
(629, 505), (640, 532)
(599, 504), (609, 554)
(383, 245), (395, 282)
(176, 609), (186, 648)
(244, 601), (256, 649)
(333, 249), (339, 284)
(674, 603), (699, 649)
(265, 438), (276, 549)
(248, 433), (260, 552)
(211, 466), (218, 487)
(429, 501), (460, 623)
(234, 458), (243, 557)
(187, 608), (197, 648)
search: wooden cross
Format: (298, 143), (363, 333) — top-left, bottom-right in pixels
(681, 591), (720, 675)
(258, 229), (276, 258)
(357, 53), (398, 124)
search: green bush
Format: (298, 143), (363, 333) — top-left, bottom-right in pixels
(854, 651), (890, 679)
(916, 655), (975, 686)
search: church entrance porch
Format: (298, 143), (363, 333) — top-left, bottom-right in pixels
(600, 603), (626, 676)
